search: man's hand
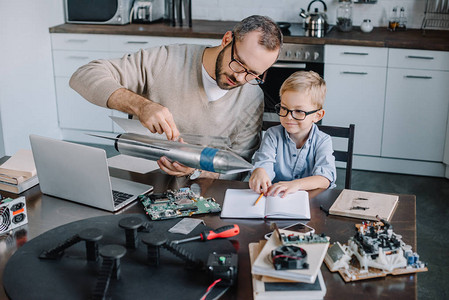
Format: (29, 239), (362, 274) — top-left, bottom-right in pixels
(249, 168), (272, 195)
(267, 180), (302, 198)
(157, 156), (194, 177)
(138, 101), (180, 141)
(107, 88), (180, 141)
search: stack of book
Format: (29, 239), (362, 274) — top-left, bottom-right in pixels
(0, 149), (38, 194)
(250, 229), (329, 300)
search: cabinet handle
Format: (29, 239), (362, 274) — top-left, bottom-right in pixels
(126, 41), (148, 44)
(342, 52), (369, 55)
(341, 71), (368, 75)
(406, 55), (434, 60)
(272, 63), (306, 68)
(68, 56), (90, 59)
(67, 39), (88, 43)
(405, 75), (432, 79)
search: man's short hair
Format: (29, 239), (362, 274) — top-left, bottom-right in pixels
(280, 71), (327, 109)
(233, 15), (283, 51)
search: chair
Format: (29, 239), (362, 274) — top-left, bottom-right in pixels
(262, 122), (355, 189)
(317, 124), (355, 189)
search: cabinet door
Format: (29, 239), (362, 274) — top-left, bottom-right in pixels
(382, 68), (449, 161)
(53, 50), (111, 77)
(55, 77), (113, 131)
(323, 64), (387, 156)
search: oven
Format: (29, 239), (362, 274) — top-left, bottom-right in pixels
(260, 22), (328, 122)
(261, 42), (325, 122)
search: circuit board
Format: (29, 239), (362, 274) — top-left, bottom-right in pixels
(139, 187), (221, 220)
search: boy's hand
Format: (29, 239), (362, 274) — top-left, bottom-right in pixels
(268, 180), (302, 198)
(249, 168), (272, 195)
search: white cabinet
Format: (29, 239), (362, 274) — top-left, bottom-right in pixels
(323, 45), (388, 156)
(382, 49), (449, 161)
(51, 33), (114, 132)
(50, 33), (221, 138)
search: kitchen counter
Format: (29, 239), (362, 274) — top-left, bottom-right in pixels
(49, 20), (449, 51)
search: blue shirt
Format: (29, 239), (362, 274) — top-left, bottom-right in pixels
(253, 124), (336, 188)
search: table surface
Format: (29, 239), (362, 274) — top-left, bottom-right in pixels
(0, 168), (417, 300)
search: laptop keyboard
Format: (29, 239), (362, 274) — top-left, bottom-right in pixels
(112, 190), (134, 206)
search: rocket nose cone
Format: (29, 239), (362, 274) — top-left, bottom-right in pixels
(213, 150), (254, 174)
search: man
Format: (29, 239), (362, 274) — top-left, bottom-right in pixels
(70, 15), (282, 179)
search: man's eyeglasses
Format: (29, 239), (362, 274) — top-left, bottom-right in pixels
(275, 103), (320, 121)
(228, 36), (265, 85)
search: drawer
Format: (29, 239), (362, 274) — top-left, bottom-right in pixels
(51, 33), (110, 51)
(109, 35), (174, 53)
(109, 35), (221, 54)
(52, 50), (112, 77)
(388, 48), (449, 71)
(325, 45), (388, 67)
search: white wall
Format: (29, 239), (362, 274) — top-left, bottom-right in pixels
(193, 0), (427, 29)
(0, 0), (64, 155)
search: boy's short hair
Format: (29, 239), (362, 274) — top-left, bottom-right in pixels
(279, 71), (327, 109)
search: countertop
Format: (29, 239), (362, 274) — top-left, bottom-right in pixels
(49, 20), (449, 51)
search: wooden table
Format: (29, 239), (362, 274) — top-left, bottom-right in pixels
(0, 169), (417, 300)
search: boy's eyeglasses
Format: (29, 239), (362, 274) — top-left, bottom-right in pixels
(275, 103), (320, 121)
(228, 35), (265, 85)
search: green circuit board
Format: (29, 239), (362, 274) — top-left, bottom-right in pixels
(139, 187), (221, 220)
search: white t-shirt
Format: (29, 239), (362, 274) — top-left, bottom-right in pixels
(202, 64), (228, 101)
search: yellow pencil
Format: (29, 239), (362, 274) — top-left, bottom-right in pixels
(253, 193), (264, 206)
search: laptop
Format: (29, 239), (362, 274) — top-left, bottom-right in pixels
(29, 134), (153, 212)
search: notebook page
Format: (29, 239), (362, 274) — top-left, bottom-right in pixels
(221, 189), (266, 218)
(265, 190), (310, 219)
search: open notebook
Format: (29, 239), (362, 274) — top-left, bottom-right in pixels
(221, 189), (310, 219)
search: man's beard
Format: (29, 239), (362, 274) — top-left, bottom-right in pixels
(215, 46), (243, 90)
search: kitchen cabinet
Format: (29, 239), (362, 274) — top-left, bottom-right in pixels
(51, 34), (115, 133)
(323, 45), (388, 156)
(382, 49), (449, 161)
(50, 33), (221, 140)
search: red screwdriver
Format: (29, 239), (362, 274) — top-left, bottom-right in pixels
(171, 224), (240, 245)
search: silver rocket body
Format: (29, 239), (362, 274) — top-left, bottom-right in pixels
(110, 133), (253, 174)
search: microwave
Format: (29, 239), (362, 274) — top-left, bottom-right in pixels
(64, 0), (134, 25)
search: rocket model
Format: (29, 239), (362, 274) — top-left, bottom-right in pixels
(91, 133), (254, 174)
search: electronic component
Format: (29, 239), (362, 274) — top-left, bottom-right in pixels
(280, 232), (329, 245)
(139, 187), (221, 220)
(0, 196), (28, 235)
(207, 252), (238, 286)
(324, 218), (428, 282)
(271, 245), (309, 270)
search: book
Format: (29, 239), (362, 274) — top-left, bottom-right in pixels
(0, 174), (27, 185)
(0, 149), (37, 179)
(329, 189), (399, 221)
(220, 189), (310, 219)
(0, 175), (39, 194)
(251, 229), (329, 284)
(249, 241), (326, 300)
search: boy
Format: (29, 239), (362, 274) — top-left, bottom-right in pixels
(249, 71), (336, 197)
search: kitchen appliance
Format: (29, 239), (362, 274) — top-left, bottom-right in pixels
(131, 0), (164, 23)
(261, 23), (333, 121)
(64, 0), (134, 25)
(261, 30), (327, 121)
(299, 0), (329, 38)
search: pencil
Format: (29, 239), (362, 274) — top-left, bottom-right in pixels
(253, 193), (264, 206)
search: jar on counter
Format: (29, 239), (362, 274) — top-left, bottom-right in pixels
(336, 0), (353, 32)
(360, 19), (373, 33)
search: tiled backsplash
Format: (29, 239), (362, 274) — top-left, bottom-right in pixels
(192, 0), (427, 29)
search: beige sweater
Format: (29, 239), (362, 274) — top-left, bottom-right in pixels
(70, 44), (264, 161)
